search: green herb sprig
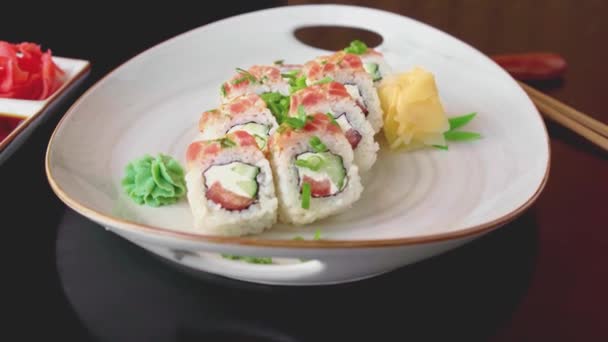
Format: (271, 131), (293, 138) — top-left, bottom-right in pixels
(434, 112), (481, 150)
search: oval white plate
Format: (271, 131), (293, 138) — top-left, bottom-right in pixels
(46, 5), (549, 285)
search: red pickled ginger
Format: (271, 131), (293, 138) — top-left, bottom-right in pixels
(0, 41), (65, 100)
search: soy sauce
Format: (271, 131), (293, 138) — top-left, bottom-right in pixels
(0, 114), (24, 142)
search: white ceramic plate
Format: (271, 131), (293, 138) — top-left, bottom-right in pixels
(46, 5), (549, 285)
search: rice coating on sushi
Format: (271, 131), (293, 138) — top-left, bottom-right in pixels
(302, 51), (384, 133)
(185, 131), (278, 236)
(290, 81), (378, 172)
(269, 112), (363, 225)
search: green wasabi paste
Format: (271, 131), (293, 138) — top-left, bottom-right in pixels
(121, 154), (186, 207)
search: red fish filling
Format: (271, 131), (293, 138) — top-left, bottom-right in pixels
(344, 129), (362, 149)
(356, 102), (369, 116)
(206, 182), (255, 211)
(302, 176), (332, 198)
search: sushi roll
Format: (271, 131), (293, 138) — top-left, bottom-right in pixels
(302, 51), (384, 133)
(342, 40), (392, 85)
(289, 81), (378, 172)
(359, 48), (392, 84)
(198, 93), (279, 151)
(269, 112), (363, 225)
(220, 65), (289, 103)
(185, 131), (278, 236)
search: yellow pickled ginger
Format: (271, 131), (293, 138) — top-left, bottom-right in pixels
(378, 67), (450, 150)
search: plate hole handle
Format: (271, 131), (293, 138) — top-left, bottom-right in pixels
(293, 25), (384, 51)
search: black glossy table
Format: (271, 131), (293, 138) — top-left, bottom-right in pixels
(4, 1), (607, 341)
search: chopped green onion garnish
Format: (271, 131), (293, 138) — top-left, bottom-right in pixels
(309, 136), (327, 152)
(235, 67), (258, 84)
(433, 145), (449, 150)
(260, 92), (290, 124)
(281, 70), (300, 80)
(274, 59), (284, 65)
(297, 105), (307, 119)
(221, 254), (273, 264)
(219, 137), (236, 148)
(314, 77), (333, 85)
(284, 105), (308, 129)
(343, 40), (368, 55)
(313, 229), (322, 240)
(220, 84), (226, 97)
(301, 182), (311, 209)
(276, 124), (289, 134)
(448, 112), (477, 131)
(289, 75), (308, 94)
(295, 155), (324, 171)
(444, 131), (482, 141)
(364, 63), (382, 82)
(325, 112), (338, 125)
(282, 70), (307, 93)
(231, 77), (248, 85)
(284, 117), (306, 129)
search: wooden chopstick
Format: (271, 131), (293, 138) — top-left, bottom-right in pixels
(518, 82), (608, 151)
(520, 82), (608, 137)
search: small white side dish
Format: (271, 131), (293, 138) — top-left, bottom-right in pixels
(0, 56), (90, 163)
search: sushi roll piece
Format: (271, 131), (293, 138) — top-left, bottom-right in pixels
(289, 81), (378, 172)
(185, 131), (278, 236)
(302, 51), (384, 133)
(220, 65), (290, 103)
(359, 48), (392, 84)
(198, 93), (279, 151)
(269, 112), (363, 225)
(342, 40), (392, 84)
